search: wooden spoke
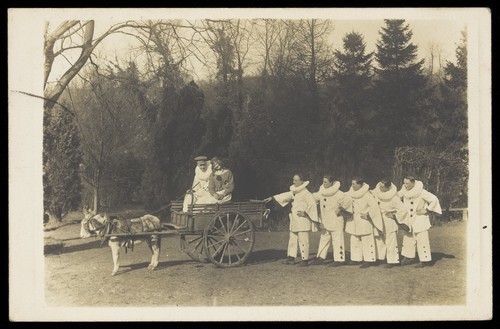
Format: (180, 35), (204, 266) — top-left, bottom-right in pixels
(206, 238), (225, 250)
(210, 241), (226, 259)
(181, 234), (207, 262)
(216, 216), (227, 234)
(203, 211), (255, 268)
(232, 241), (250, 255)
(229, 213), (240, 233)
(233, 229), (253, 237)
(233, 219), (248, 234)
(208, 225), (225, 236)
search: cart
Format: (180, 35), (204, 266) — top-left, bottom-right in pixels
(163, 200), (270, 268)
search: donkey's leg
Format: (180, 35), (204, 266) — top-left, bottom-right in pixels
(147, 236), (160, 270)
(109, 239), (121, 276)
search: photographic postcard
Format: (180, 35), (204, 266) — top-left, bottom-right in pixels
(8, 7), (491, 321)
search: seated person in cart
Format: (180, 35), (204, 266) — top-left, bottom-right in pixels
(183, 156), (234, 212)
(206, 157), (234, 203)
(183, 155), (213, 212)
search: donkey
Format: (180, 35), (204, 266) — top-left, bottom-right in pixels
(80, 211), (163, 276)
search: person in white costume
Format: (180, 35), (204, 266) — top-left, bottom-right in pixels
(190, 157), (234, 206)
(345, 177), (384, 268)
(308, 175), (352, 267)
(182, 156), (212, 212)
(398, 175), (442, 268)
(371, 180), (410, 268)
(264, 174), (320, 267)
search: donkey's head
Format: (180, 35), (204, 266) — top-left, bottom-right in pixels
(80, 211), (108, 239)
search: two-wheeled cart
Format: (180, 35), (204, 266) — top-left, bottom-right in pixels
(158, 200), (269, 268)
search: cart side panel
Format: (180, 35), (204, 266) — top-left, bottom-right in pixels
(167, 201), (268, 230)
(218, 202), (267, 228)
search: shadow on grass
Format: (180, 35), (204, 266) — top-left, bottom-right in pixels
(115, 259), (200, 275)
(44, 239), (103, 255)
(43, 220), (81, 232)
(245, 249), (287, 265)
(430, 252), (456, 265)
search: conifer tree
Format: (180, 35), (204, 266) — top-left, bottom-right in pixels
(43, 107), (83, 223)
(374, 19), (426, 147)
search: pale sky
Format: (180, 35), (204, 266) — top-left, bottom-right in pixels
(330, 19), (465, 64)
(45, 12), (468, 84)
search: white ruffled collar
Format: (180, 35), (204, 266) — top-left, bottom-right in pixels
(195, 162), (212, 181)
(348, 183), (370, 199)
(372, 183), (398, 202)
(399, 180), (424, 199)
(319, 181), (340, 197)
(290, 181), (309, 194)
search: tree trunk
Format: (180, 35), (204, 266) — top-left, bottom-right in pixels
(44, 21), (95, 110)
(93, 185), (100, 213)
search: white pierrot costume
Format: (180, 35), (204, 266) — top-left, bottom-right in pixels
(345, 183), (383, 235)
(398, 180), (442, 233)
(274, 181), (319, 232)
(192, 162), (212, 195)
(183, 162), (213, 212)
(371, 182), (409, 264)
(372, 182), (409, 232)
(313, 181), (351, 231)
(312, 181), (352, 262)
(398, 180), (442, 263)
(273, 181), (319, 261)
(344, 182), (382, 263)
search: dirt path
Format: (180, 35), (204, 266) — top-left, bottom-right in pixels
(44, 220), (466, 307)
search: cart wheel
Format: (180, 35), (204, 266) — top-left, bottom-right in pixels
(180, 233), (208, 262)
(203, 211), (255, 268)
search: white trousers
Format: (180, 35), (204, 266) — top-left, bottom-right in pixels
(401, 230), (432, 262)
(316, 230), (345, 262)
(182, 194), (195, 213)
(381, 231), (400, 264)
(374, 235), (386, 261)
(288, 231), (310, 260)
(350, 234), (376, 262)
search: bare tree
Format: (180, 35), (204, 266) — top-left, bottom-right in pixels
(267, 20), (302, 81)
(67, 64), (146, 212)
(425, 40), (444, 83)
(255, 19), (283, 83)
(194, 19), (256, 112)
(43, 20), (163, 110)
(295, 19), (334, 122)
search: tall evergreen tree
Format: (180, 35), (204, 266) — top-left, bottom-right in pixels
(322, 31), (376, 181)
(374, 19), (426, 148)
(334, 31), (373, 89)
(143, 80), (205, 209)
(444, 28), (467, 92)
(43, 106), (83, 223)
(437, 28), (468, 208)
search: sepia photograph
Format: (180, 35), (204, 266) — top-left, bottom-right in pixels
(8, 8), (491, 321)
